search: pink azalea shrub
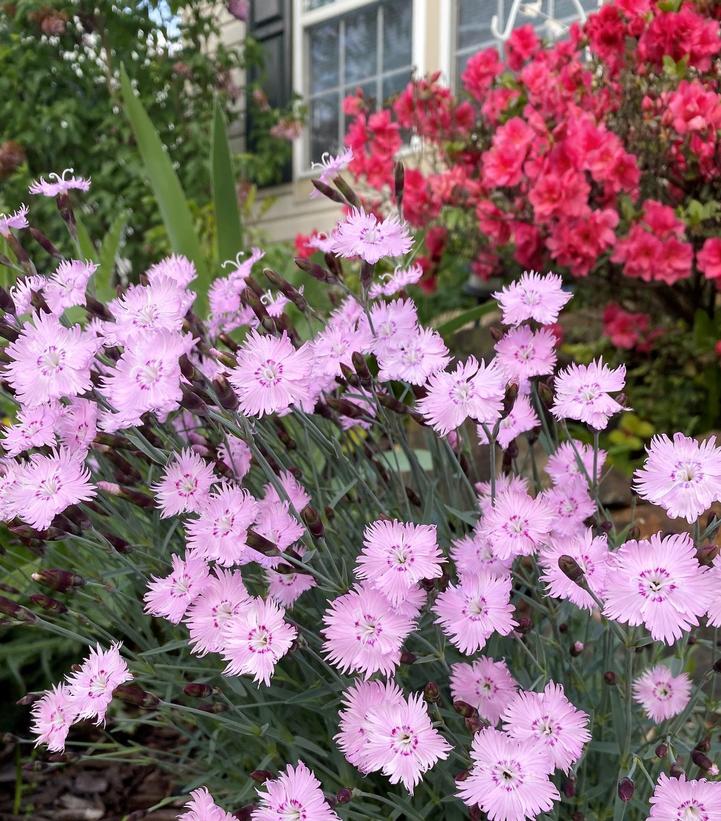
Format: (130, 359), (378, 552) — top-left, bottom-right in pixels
(1, 167), (721, 820)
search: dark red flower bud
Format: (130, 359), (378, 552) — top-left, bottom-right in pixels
(335, 788), (352, 805)
(301, 505), (324, 538)
(0, 596), (36, 622)
(695, 737), (711, 753)
(29, 593), (67, 614)
(453, 700), (476, 718)
(669, 760), (685, 779)
(400, 650), (416, 665)
(570, 641), (584, 657)
(562, 776), (576, 798)
(183, 682), (214, 698)
(558, 555), (585, 584)
(618, 777), (634, 802)
(423, 682), (440, 703)
(691, 750), (713, 771)
(454, 770), (470, 782)
(115, 684), (160, 709)
(656, 743), (668, 759)
(250, 770), (273, 783)
(603, 671), (617, 686)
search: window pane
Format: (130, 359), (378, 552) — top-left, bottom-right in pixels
(457, 0), (497, 51)
(383, 0), (412, 72)
(382, 70), (411, 104)
(345, 5), (378, 83)
(309, 93), (340, 160)
(309, 21), (340, 93)
(344, 80), (377, 110)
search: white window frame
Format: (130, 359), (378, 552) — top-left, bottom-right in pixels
(292, 0), (425, 180)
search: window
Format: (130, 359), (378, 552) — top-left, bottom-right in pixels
(452, 0), (599, 86)
(295, 0), (415, 170)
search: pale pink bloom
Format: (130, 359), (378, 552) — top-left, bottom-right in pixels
(494, 325), (557, 383)
(252, 761), (339, 820)
(308, 232), (335, 254)
(338, 388), (377, 430)
(310, 147), (354, 198)
(218, 437), (252, 480)
(266, 565), (316, 607)
(369, 263), (423, 298)
(312, 321), (373, 378)
(178, 787), (235, 821)
(649, 773), (721, 820)
(2, 402), (60, 457)
(152, 448), (216, 518)
(185, 568), (250, 656)
(30, 683), (78, 752)
(146, 254), (197, 288)
(253, 497), (304, 563)
(56, 397), (97, 453)
(551, 358), (626, 430)
(355, 519), (444, 606)
(546, 440), (605, 488)
(604, 533), (714, 644)
(44, 260), (97, 315)
(476, 474), (529, 516)
(484, 488), (554, 560)
(331, 208), (413, 264)
(224, 247), (265, 288)
(208, 274), (250, 337)
(322, 582), (415, 678)
(377, 326), (450, 385)
(144, 553), (210, 623)
(221, 596), (297, 686)
(633, 664), (691, 723)
(450, 528), (513, 580)
(539, 529), (610, 611)
(368, 298), (418, 358)
(634, 432), (721, 523)
(230, 331), (312, 417)
(335, 679), (404, 770)
(185, 484), (259, 566)
(0, 204), (29, 237)
(329, 296), (364, 329)
(29, 168), (91, 197)
(434, 572), (516, 654)
(707, 555), (721, 627)
(263, 470), (310, 511)
(458, 727), (559, 820)
(502, 682), (591, 773)
(66, 643), (132, 724)
(105, 279), (193, 345)
(477, 393), (539, 450)
(493, 270), (571, 326)
(9, 274), (46, 314)
(0, 461), (18, 522)
(540, 482), (596, 537)
(450, 657), (518, 724)
(100, 330), (193, 431)
(7, 448), (95, 530)
(417, 357), (505, 435)
(363, 692), (452, 793)
(4, 313), (99, 406)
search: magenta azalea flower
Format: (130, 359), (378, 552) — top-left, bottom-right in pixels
(633, 664), (691, 723)
(634, 432), (721, 523)
(494, 325), (557, 384)
(649, 774), (721, 820)
(178, 787), (236, 821)
(4, 313), (99, 406)
(185, 568), (250, 656)
(146, 254), (197, 288)
(539, 529), (610, 611)
(185, 484), (259, 566)
(377, 326), (450, 385)
(30, 683), (78, 752)
(221, 597), (297, 686)
(502, 682), (590, 773)
(152, 449), (216, 518)
(417, 357), (505, 435)
(604, 533), (714, 644)
(0, 204), (29, 237)
(449, 527), (513, 581)
(230, 331), (313, 417)
(493, 270), (571, 326)
(322, 582), (415, 678)
(355, 519), (444, 606)
(253, 761), (340, 820)
(331, 207), (412, 264)
(29, 168), (91, 197)
(7, 448), (95, 531)
(450, 656), (518, 724)
(144, 553), (210, 624)
(363, 692), (452, 794)
(433, 572), (516, 654)
(552, 358), (626, 430)
(457, 727), (559, 820)
(370, 263), (423, 298)
(44, 259), (97, 315)
(484, 488), (554, 560)
(478, 393), (539, 450)
(310, 147), (353, 197)
(66, 643), (132, 725)
(335, 679), (404, 771)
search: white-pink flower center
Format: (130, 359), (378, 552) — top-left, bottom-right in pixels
(256, 359), (284, 387)
(37, 346), (65, 375)
(390, 724), (419, 756)
(671, 460), (703, 486)
(492, 758), (524, 791)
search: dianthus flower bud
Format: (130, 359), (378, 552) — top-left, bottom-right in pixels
(301, 505), (324, 538)
(250, 770), (273, 783)
(16, 692), (43, 706)
(310, 178), (346, 204)
(335, 788), (352, 805)
(212, 375), (238, 410)
(333, 176), (361, 209)
(713, 658), (721, 674)
(180, 385), (209, 416)
(618, 777), (635, 802)
(0, 596), (35, 623)
(669, 760), (685, 779)
(183, 682), (214, 698)
(656, 743), (668, 759)
(32, 568), (84, 592)
(516, 616), (533, 634)
(338, 363), (359, 387)
(695, 737), (711, 753)
(558, 555), (585, 584)
(28, 227), (61, 258)
(692, 750), (713, 771)
(423, 682), (440, 703)
(400, 650), (416, 665)
(29, 593), (67, 614)
(115, 684), (160, 709)
(571, 813), (585, 821)
(0, 286), (15, 315)
(695, 544), (719, 566)
(85, 294), (113, 321)
(453, 700), (477, 718)
(603, 671), (617, 686)
(246, 529), (277, 556)
(351, 352), (373, 387)
(294, 257), (338, 285)
(570, 641), (584, 657)
(394, 161), (405, 211)
(563, 776), (576, 798)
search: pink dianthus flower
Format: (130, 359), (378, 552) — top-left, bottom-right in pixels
(65, 643), (132, 724)
(252, 761), (340, 820)
(450, 656), (518, 724)
(633, 664), (691, 723)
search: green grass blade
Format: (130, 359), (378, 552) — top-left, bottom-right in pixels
(434, 300), (497, 342)
(95, 210), (128, 302)
(211, 99), (243, 264)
